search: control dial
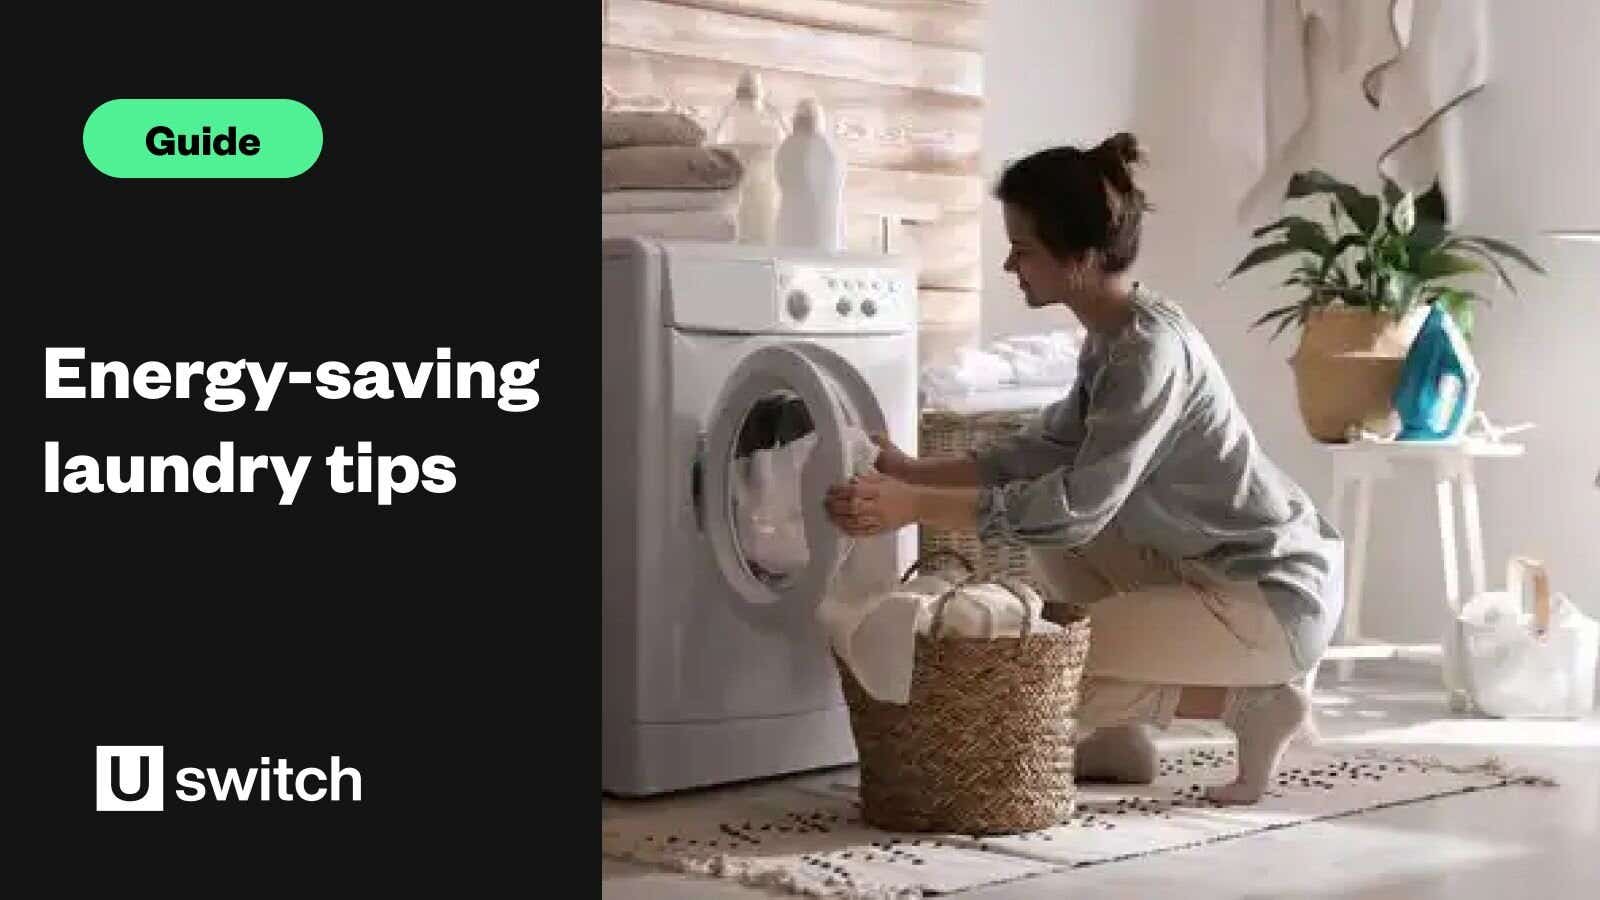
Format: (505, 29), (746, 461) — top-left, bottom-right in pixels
(787, 289), (812, 320)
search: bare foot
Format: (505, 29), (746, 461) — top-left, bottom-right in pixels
(1206, 685), (1308, 805)
(1075, 724), (1158, 784)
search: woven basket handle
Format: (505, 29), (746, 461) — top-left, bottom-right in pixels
(1507, 555), (1552, 635)
(900, 550), (974, 583)
(928, 575), (1039, 644)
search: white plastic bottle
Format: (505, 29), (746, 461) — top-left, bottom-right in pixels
(775, 98), (845, 252)
(712, 70), (786, 245)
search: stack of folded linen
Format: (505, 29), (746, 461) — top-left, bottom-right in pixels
(602, 111), (743, 241)
(920, 328), (1085, 411)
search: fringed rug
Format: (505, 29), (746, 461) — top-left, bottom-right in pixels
(601, 744), (1556, 900)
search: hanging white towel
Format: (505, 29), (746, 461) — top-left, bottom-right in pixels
(1363, 0), (1489, 206)
(1208, 0), (1487, 221)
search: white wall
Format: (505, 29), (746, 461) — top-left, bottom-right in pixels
(981, 1), (1600, 649)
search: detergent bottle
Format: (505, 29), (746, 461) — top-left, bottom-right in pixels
(1393, 304), (1480, 441)
(712, 70), (787, 245)
(775, 98), (845, 251)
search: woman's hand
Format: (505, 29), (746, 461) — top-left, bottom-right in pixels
(869, 432), (914, 479)
(825, 472), (920, 536)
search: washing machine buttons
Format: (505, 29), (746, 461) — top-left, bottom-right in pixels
(861, 299), (878, 317)
(787, 289), (812, 320)
(836, 297), (853, 316)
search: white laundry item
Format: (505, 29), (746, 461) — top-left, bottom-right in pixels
(820, 572), (1063, 705)
(601, 209), (738, 241)
(920, 386), (1063, 415)
(732, 426), (880, 576)
(989, 331), (1081, 387)
(733, 433), (819, 576)
(1363, 0), (1488, 202)
(601, 188), (740, 214)
(919, 330), (1081, 407)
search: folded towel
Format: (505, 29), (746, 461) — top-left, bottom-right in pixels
(603, 146), (744, 191)
(601, 110), (707, 149)
(601, 187), (739, 214)
(601, 209), (738, 242)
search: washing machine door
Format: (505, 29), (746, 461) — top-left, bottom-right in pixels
(701, 343), (887, 615)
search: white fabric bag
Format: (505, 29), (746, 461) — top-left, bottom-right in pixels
(1450, 556), (1598, 719)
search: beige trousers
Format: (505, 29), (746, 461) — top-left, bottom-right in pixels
(1030, 527), (1305, 732)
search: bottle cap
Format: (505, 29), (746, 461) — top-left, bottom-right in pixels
(792, 97), (824, 133)
(735, 70), (764, 102)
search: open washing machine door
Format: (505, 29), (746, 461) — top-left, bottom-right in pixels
(700, 342), (888, 615)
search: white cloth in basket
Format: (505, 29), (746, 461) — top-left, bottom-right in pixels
(818, 573), (1064, 705)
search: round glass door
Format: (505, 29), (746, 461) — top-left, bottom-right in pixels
(702, 344), (883, 611)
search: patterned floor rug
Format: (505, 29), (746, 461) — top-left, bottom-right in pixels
(601, 743), (1556, 899)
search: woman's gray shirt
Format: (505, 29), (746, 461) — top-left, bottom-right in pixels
(972, 284), (1343, 668)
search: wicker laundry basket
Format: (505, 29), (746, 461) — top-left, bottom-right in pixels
(835, 552), (1092, 835)
(918, 407), (1048, 589)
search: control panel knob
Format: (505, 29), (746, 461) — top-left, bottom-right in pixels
(861, 299), (879, 317)
(836, 297), (853, 316)
(787, 289), (812, 320)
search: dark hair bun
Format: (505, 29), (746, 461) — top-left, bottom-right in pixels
(1098, 132), (1142, 165)
(1090, 132), (1143, 195)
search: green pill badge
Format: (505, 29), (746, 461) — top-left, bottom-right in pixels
(84, 99), (322, 178)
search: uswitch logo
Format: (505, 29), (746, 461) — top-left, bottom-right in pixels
(96, 746), (362, 811)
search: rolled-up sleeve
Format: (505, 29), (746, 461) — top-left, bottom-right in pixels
(975, 337), (1186, 547)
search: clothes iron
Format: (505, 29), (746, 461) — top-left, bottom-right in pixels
(1393, 304), (1479, 441)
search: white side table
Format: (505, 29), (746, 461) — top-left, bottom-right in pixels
(1309, 438), (1525, 711)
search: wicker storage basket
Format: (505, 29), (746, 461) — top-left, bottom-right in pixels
(919, 407), (1048, 588)
(835, 552), (1091, 835)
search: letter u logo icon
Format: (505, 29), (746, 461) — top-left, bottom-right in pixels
(110, 754), (149, 800)
(96, 746), (165, 811)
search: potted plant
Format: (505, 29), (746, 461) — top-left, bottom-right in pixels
(1227, 170), (1545, 442)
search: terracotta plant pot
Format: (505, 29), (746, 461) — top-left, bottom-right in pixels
(1288, 304), (1410, 443)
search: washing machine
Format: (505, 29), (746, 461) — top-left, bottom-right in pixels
(602, 237), (919, 797)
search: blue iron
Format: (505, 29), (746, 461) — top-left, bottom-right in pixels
(1393, 304), (1479, 441)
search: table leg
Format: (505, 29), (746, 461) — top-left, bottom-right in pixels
(1337, 475), (1375, 682)
(1459, 462), (1488, 603)
(1434, 462), (1472, 712)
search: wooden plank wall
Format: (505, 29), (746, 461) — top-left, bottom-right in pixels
(602, 0), (985, 362)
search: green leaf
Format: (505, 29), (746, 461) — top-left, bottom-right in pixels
(1434, 289), (1476, 340)
(1287, 170), (1381, 235)
(1415, 180), (1449, 227)
(1381, 175), (1404, 207)
(1383, 270), (1423, 316)
(1452, 236), (1547, 274)
(1250, 304), (1300, 330)
(1402, 180), (1451, 254)
(1413, 251), (1484, 280)
(1286, 218), (1334, 256)
(1226, 242), (1303, 279)
(1251, 216), (1297, 238)
(1270, 301), (1310, 341)
(1327, 233), (1365, 260)
(1448, 240), (1519, 294)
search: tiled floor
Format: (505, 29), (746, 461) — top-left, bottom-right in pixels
(602, 663), (1600, 898)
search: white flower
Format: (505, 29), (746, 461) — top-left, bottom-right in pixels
(1393, 192), (1416, 235)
